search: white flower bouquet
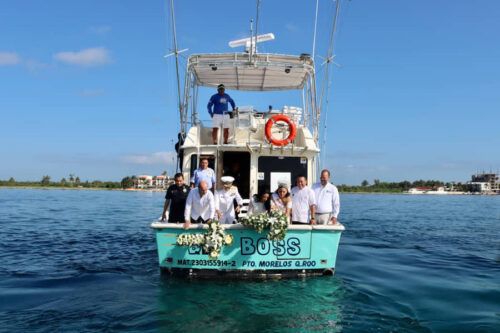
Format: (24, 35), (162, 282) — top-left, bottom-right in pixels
(239, 210), (288, 241)
(176, 219), (234, 260)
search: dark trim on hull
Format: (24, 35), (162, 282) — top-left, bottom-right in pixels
(160, 267), (335, 279)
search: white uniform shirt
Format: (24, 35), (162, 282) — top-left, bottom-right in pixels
(291, 186), (316, 223)
(184, 189), (215, 221)
(215, 187), (243, 224)
(312, 182), (340, 218)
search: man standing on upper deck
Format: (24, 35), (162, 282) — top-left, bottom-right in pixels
(312, 169), (340, 225)
(207, 84), (236, 144)
(291, 175), (316, 225)
(191, 157), (216, 190)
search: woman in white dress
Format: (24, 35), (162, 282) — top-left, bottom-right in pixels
(215, 176), (243, 224)
(247, 190), (271, 215)
(271, 183), (292, 223)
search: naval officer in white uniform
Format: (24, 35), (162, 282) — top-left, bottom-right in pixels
(312, 169), (340, 225)
(215, 176), (243, 224)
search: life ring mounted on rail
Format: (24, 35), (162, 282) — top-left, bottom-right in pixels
(264, 114), (297, 146)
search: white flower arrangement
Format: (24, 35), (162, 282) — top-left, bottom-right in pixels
(239, 210), (288, 241)
(176, 220), (234, 260)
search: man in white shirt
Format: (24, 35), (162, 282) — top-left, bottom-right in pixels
(312, 169), (340, 225)
(183, 181), (215, 229)
(291, 175), (316, 224)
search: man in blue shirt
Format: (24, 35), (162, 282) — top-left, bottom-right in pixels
(190, 157), (216, 190)
(207, 84), (236, 144)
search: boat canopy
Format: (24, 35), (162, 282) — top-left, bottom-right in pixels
(187, 53), (314, 91)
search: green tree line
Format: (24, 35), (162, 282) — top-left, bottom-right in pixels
(338, 179), (469, 193)
(0, 175), (122, 189)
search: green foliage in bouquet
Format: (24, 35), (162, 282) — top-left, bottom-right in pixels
(239, 210), (288, 241)
(176, 220), (234, 259)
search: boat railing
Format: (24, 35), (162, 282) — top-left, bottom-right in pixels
(150, 222), (345, 232)
(191, 106), (315, 150)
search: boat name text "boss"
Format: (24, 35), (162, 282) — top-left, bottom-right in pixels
(240, 237), (301, 256)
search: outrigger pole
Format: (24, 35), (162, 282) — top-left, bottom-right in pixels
(165, 0), (187, 136)
(318, 0), (342, 170)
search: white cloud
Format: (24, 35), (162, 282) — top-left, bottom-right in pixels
(53, 47), (111, 66)
(89, 25), (111, 35)
(0, 52), (21, 66)
(285, 23), (299, 32)
(122, 151), (177, 165)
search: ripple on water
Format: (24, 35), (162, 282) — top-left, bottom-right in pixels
(0, 190), (499, 332)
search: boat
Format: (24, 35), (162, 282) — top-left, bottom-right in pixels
(151, 1), (345, 278)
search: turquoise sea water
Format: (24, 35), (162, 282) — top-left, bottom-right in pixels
(0, 189), (498, 332)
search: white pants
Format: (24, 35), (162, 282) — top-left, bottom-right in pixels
(212, 114), (231, 129)
(315, 213), (332, 225)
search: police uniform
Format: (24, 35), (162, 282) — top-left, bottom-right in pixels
(165, 184), (190, 223)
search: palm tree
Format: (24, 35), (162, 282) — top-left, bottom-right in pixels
(41, 175), (51, 185)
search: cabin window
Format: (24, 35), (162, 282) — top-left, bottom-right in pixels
(221, 152), (250, 199)
(257, 156), (308, 193)
(189, 154), (216, 179)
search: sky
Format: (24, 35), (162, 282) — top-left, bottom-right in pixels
(1, 0), (499, 185)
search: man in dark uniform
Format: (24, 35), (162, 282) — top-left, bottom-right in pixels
(161, 173), (190, 223)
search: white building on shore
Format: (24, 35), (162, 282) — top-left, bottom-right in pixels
(135, 175), (169, 189)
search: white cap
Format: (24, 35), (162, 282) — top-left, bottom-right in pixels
(221, 176), (235, 183)
(277, 182), (289, 189)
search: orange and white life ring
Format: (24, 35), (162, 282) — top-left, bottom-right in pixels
(264, 114), (297, 146)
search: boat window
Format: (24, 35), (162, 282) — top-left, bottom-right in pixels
(222, 152), (250, 199)
(189, 154), (216, 179)
(258, 156), (308, 193)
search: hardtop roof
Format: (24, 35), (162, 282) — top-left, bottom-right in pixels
(187, 53), (314, 91)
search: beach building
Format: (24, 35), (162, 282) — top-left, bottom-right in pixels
(153, 175), (167, 189)
(136, 175), (153, 189)
(467, 172), (499, 194)
(134, 175), (169, 189)
(408, 187), (433, 194)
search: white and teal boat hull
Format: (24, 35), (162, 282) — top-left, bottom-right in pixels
(151, 223), (344, 278)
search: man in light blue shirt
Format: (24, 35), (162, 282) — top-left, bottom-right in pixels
(207, 84), (236, 144)
(190, 157), (216, 190)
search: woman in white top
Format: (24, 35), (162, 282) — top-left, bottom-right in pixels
(215, 176), (243, 224)
(247, 190), (271, 215)
(271, 183), (292, 223)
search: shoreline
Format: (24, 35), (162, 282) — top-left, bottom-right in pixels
(1, 186), (495, 195)
(0, 186), (166, 192)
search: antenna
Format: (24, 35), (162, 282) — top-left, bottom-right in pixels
(312, 0), (319, 59)
(229, 0), (273, 55)
(228, 33), (275, 53)
(254, 0), (261, 54)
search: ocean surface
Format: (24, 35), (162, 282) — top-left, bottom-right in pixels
(0, 189), (498, 332)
